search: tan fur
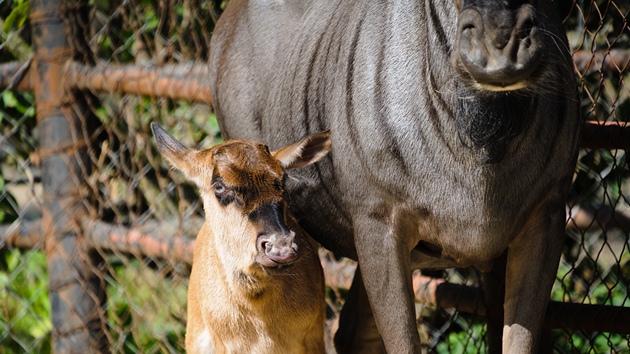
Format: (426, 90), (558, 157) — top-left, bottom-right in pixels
(186, 220), (325, 354)
(151, 124), (329, 354)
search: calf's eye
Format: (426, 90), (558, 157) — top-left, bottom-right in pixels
(214, 183), (227, 196)
(212, 181), (236, 206)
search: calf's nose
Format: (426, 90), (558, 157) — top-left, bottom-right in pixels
(257, 232), (299, 265)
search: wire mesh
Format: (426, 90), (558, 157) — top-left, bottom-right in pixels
(552, 0), (630, 351)
(0, 6), (45, 348)
(0, 0), (628, 353)
(69, 0), (219, 351)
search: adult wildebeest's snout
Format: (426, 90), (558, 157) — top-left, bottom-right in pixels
(455, 0), (543, 90)
(251, 203), (299, 267)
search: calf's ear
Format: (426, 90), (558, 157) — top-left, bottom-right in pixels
(272, 129), (332, 170)
(151, 122), (198, 179)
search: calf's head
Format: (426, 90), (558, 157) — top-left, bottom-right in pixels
(151, 123), (331, 270)
(453, 0), (546, 91)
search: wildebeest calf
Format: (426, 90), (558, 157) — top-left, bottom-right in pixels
(152, 123), (330, 354)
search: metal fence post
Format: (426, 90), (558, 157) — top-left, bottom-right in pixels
(30, 0), (108, 352)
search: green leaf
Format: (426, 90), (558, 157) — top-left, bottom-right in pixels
(3, 2), (30, 33)
(5, 249), (19, 272)
(2, 91), (19, 108)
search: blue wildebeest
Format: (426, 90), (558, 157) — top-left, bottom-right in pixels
(207, 0), (580, 352)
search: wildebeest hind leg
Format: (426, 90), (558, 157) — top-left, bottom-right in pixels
(334, 267), (385, 354)
(353, 216), (421, 353)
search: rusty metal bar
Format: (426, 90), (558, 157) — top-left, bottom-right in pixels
(0, 207), (630, 266)
(573, 49), (630, 74)
(1, 217), (200, 264)
(581, 121), (630, 150)
(2, 203), (628, 261)
(82, 219), (198, 265)
(544, 301), (630, 333)
(30, 0), (108, 352)
(0, 219), (44, 249)
(15, 210), (622, 264)
(567, 203), (630, 231)
(57, 51), (626, 106)
(414, 275), (630, 334)
(0, 60), (33, 91)
(64, 60), (212, 104)
(413, 275), (486, 316)
(2, 51), (627, 105)
(4, 216), (630, 334)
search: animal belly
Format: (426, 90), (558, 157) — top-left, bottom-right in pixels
(411, 217), (517, 272)
(411, 241), (496, 272)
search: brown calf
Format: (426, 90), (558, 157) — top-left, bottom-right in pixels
(151, 123), (330, 354)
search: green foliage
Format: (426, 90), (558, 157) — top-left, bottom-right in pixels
(553, 330), (630, 353)
(0, 250), (52, 353)
(435, 318), (487, 354)
(0, 251), (190, 352)
(0, 89), (36, 226)
(0, 176), (18, 224)
(551, 248), (630, 352)
(106, 257), (188, 353)
(2, 0), (29, 34)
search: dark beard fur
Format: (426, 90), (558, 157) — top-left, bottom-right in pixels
(455, 86), (532, 164)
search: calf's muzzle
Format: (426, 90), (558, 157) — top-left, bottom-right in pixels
(256, 232), (299, 267)
(251, 203), (299, 267)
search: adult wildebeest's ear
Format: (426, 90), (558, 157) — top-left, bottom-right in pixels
(272, 130), (331, 170)
(151, 122), (197, 178)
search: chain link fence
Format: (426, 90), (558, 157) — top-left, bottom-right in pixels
(0, 0), (628, 353)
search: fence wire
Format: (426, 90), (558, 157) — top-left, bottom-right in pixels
(0, 0), (628, 353)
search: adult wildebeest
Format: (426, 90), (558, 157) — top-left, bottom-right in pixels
(208, 0), (580, 352)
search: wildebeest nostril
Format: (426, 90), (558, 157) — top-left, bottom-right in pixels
(264, 241), (272, 253)
(492, 31), (511, 50)
(257, 237), (271, 253)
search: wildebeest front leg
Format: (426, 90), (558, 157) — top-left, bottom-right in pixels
(502, 206), (564, 353)
(353, 215), (421, 353)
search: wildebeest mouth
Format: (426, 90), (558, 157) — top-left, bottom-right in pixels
(255, 253), (299, 269)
